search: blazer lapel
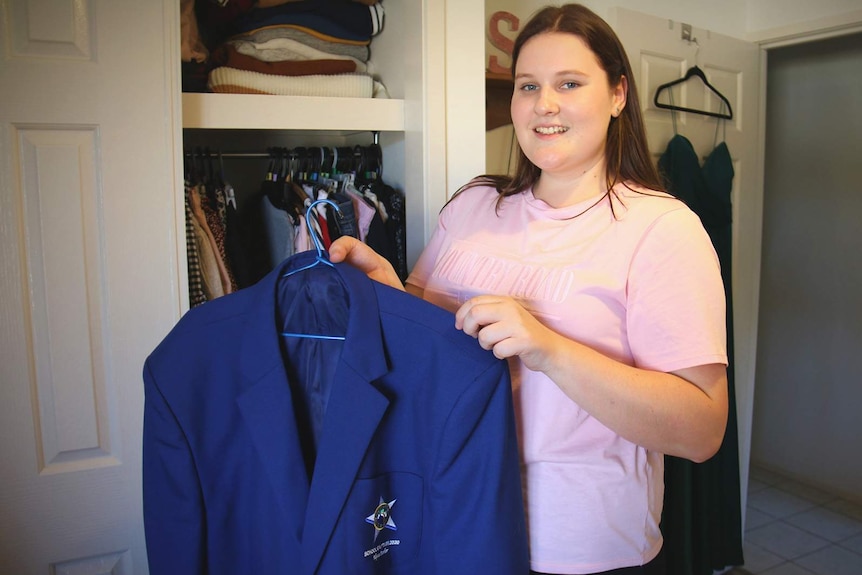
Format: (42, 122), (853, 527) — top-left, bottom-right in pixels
(299, 260), (391, 575)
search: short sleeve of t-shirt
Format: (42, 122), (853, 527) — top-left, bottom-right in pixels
(625, 207), (727, 372)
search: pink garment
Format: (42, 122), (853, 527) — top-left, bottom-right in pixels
(407, 183), (727, 573)
(345, 186), (376, 241)
(294, 209), (312, 254)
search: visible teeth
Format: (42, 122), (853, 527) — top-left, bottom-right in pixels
(535, 126), (567, 134)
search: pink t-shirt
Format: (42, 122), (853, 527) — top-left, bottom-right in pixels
(408, 183), (727, 573)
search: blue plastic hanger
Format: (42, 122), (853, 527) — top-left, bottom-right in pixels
(281, 198), (346, 341)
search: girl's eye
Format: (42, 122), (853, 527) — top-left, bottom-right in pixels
(519, 83), (538, 92)
(561, 81), (579, 89)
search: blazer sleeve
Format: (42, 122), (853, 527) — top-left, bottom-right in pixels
(430, 360), (530, 574)
(142, 361), (207, 574)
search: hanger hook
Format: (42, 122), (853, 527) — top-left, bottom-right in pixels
(305, 198), (342, 261)
(681, 22), (700, 66)
(282, 198), (343, 279)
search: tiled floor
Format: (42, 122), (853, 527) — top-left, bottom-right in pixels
(724, 464), (862, 575)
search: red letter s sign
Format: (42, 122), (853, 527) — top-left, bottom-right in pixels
(487, 11), (519, 75)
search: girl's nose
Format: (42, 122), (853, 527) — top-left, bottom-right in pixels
(535, 88), (559, 115)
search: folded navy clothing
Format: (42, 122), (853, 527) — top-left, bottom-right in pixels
(234, 0), (384, 42)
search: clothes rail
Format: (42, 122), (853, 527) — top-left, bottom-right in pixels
(217, 152), (275, 159)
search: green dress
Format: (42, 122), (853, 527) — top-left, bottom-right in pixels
(657, 134), (744, 574)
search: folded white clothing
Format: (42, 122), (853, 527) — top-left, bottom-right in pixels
(208, 67), (387, 98)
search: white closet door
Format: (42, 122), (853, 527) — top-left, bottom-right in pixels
(0, 0), (182, 572)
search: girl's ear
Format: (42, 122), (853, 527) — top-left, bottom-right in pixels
(613, 75), (628, 117)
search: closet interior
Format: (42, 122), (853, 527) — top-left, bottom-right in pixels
(180, 1), (427, 307)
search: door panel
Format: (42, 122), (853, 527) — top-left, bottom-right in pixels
(610, 7), (763, 522)
(16, 126), (117, 475)
(0, 1), (182, 572)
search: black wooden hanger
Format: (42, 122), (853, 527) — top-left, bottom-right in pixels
(653, 65), (733, 120)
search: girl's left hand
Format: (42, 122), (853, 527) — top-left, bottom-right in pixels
(455, 295), (559, 372)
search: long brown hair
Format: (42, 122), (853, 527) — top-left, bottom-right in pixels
(462, 4), (663, 210)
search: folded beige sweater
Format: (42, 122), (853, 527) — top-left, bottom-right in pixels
(208, 67), (384, 97)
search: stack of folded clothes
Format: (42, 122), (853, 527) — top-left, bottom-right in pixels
(203, 0), (387, 98)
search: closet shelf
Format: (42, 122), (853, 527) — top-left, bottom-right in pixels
(182, 93), (405, 132)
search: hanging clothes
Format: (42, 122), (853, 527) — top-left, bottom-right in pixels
(184, 181), (208, 308)
(261, 192), (298, 271)
(184, 150), (243, 305)
(223, 180), (251, 289)
(142, 248), (530, 575)
(186, 144), (406, 298)
(356, 178), (407, 282)
(657, 129), (744, 574)
(200, 182), (239, 294)
(187, 185), (227, 301)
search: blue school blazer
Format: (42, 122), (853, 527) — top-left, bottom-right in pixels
(142, 250), (529, 575)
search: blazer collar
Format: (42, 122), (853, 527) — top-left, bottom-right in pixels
(238, 251), (392, 574)
(236, 249), (392, 385)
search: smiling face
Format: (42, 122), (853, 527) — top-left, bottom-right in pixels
(510, 32), (626, 196)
